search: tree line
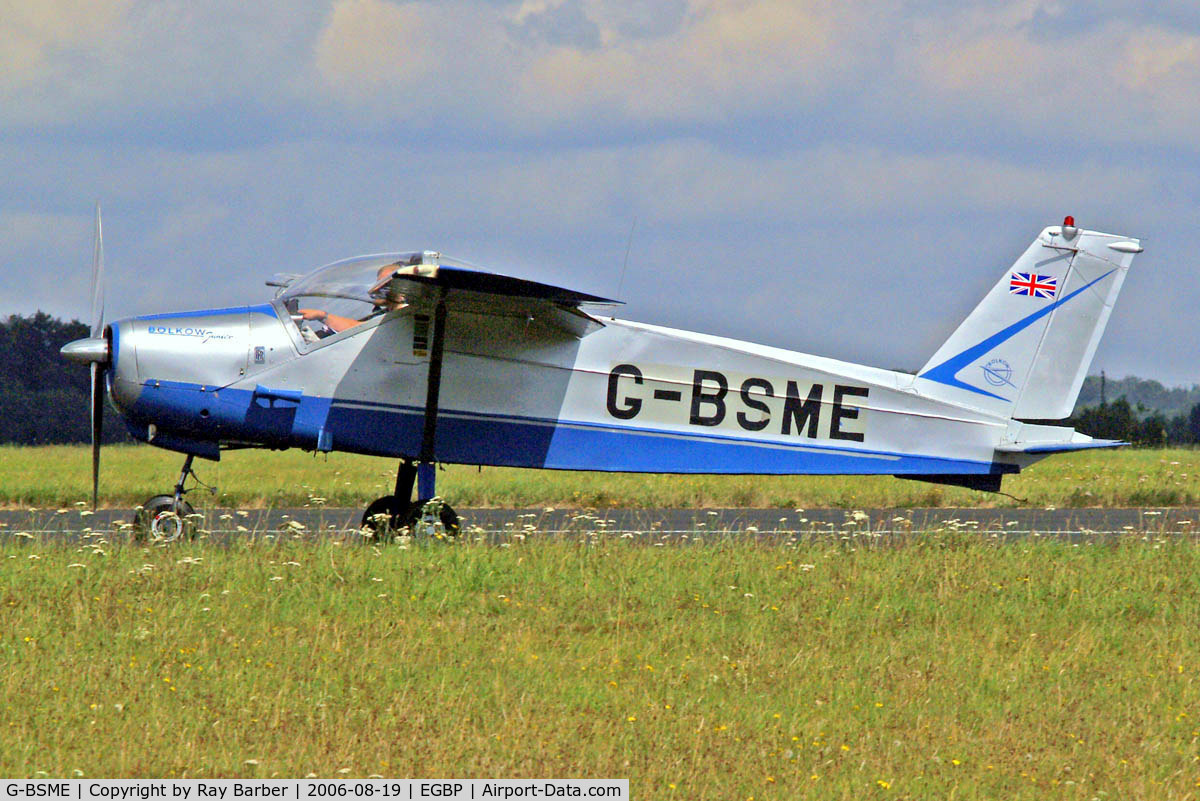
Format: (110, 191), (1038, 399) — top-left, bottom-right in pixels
(0, 312), (1197, 446)
(1067, 398), (1200, 446)
(1075, 374), (1200, 418)
(0, 312), (129, 445)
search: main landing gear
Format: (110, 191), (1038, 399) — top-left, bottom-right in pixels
(361, 458), (460, 540)
(133, 453), (200, 542)
(361, 288), (459, 541)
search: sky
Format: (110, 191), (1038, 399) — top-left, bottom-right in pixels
(2, 0), (1196, 385)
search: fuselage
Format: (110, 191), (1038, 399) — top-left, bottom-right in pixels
(105, 298), (1024, 478)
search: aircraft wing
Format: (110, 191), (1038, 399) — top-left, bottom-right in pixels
(389, 261), (620, 306)
(381, 259), (620, 337)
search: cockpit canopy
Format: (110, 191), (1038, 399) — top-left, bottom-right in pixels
(277, 251), (436, 322)
(272, 250), (436, 340)
(274, 249), (618, 345)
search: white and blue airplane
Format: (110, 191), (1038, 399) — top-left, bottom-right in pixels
(63, 213), (1142, 539)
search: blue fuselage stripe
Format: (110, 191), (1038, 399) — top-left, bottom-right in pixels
(126, 381), (1008, 476)
(920, 268), (1116, 398)
(136, 304), (278, 322)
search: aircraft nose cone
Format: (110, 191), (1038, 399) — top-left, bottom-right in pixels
(61, 336), (110, 365)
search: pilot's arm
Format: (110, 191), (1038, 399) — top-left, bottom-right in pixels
(298, 309), (361, 333)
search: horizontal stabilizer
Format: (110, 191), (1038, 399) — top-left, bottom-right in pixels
(995, 439), (1125, 454)
(995, 421), (1122, 455)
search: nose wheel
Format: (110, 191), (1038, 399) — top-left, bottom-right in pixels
(132, 453), (203, 542)
(135, 495), (196, 542)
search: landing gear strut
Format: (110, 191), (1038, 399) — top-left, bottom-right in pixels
(134, 453), (199, 542)
(360, 458), (460, 539)
(360, 288), (460, 540)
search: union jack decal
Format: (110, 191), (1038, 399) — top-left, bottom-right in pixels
(1009, 272), (1057, 299)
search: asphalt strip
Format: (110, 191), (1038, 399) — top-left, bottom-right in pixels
(0, 507), (1197, 539)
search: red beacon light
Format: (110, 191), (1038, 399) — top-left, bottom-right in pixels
(1061, 215), (1078, 240)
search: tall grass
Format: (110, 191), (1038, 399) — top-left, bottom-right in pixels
(3, 531), (1200, 799)
(2, 444), (1199, 509)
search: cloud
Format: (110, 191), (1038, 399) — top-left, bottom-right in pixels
(313, 0), (441, 98)
(1115, 27), (1200, 134)
(298, 0), (1200, 153)
(305, 0), (865, 133)
(906, 6), (1200, 148)
(510, 0), (602, 48)
(514, 0), (851, 125)
(9, 0), (1200, 153)
(0, 0), (325, 132)
(0, 0), (131, 89)
(0, 209), (87, 253)
(2, 0), (1199, 385)
(0, 209), (93, 320)
(147, 202), (232, 249)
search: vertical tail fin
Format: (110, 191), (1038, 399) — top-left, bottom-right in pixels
(918, 220), (1142, 420)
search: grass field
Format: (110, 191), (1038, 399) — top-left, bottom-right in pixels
(2, 444), (1199, 510)
(3, 531), (1200, 798)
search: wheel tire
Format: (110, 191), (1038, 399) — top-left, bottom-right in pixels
(404, 499), (461, 539)
(133, 495), (196, 543)
(360, 495), (407, 541)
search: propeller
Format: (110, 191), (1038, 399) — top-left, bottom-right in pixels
(89, 204), (105, 510)
(61, 204), (109, 510)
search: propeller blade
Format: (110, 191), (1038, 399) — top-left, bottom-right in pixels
(89, 203), (106, 510)
(91, 362), (104, 510)
(90, 203), (105, 338)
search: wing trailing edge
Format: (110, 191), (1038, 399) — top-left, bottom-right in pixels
(390, 260), (621, 306)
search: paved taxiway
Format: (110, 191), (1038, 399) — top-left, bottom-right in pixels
(0, 507), (1196, 539)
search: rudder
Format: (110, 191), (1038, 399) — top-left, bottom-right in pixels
(917, 219), (1142, 419)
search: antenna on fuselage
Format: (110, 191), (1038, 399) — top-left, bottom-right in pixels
(616, 217), (637, 299)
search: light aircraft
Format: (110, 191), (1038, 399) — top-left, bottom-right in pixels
(62, 211), (1143, 539)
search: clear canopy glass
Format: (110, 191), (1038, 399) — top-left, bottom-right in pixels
(278, 252), (429, 341)
(280, 253), (427, 306)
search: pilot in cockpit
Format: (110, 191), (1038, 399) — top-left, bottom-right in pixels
(298, 265), (406, 334)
